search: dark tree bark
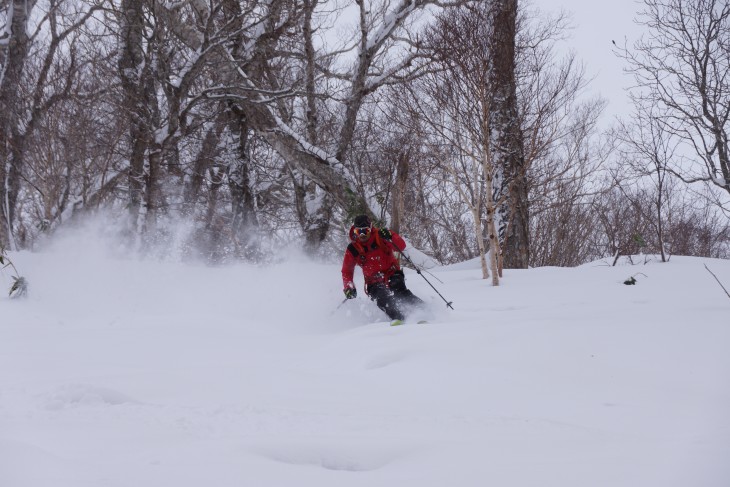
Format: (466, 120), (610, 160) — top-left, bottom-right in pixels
(118, 0), (150, 234)
(488, 0), (529, 268)
(227, 109), (260, 259)
(0, 0), (36, 249)
(184, 111), (228, 216)
(294, 0), (334, 255)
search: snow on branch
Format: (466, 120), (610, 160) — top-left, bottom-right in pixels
(201, 85), (301, 104)
(365, 0), (421, 53)
(365, 0), (469, 53)
(154, 2), (204, 50)
(364, 50), (427, 91)
(218, 48), (337, 165)
(270, 113), (340, 166)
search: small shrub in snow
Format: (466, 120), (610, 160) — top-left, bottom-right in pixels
(0, 248), (28, 298)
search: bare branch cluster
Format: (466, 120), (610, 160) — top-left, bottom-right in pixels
(0, 0), (727, 271)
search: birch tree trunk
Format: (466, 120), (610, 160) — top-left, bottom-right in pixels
(472, 206), (490, 280)
(404, 3), (501, 282)
(483, 144), (501, 286)
(391, 151), (410, 234)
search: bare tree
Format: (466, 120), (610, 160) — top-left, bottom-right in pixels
(117, 0), (151, 236)
(592, 186), (654, 265)
(1, 0), (105, 249)
(390, 4), (605, 271)
(615, 107), (681, 262)
(515, 6), (608, 267)
(394, 4), (503, 282)
(619, 0), (730, 202)
(254, 0), (471, 235)
(0, 0), (36, 249)
(143, 0), (470, 255)
(487, 0), (528, 269)
(666, 193), (730, 258)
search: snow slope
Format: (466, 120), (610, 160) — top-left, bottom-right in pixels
(1, 230), (729, 487)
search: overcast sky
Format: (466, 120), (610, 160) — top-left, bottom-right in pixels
(537, 0), (645, 124)
(333, 0), (644, 125)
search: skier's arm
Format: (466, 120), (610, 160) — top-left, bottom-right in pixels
(389, 231), (406, 252)
(341, 250), (357, 290)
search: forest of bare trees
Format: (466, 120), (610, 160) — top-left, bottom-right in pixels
(1, 0), (729, 273)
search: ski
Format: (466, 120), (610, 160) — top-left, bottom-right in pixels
(390, 319), (428, 326)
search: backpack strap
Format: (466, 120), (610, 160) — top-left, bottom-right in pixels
(348, 231), (386, 261)
(371, 230), (382, 250)
(347, 243), (360, 258)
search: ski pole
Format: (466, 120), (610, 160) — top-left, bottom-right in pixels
(330, 297), (350, 315)
(398, 250), (454, 310)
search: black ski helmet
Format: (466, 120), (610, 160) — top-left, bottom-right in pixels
(353, 214), (371, 228)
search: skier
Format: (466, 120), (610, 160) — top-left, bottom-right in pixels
(341, 214), (424, 322)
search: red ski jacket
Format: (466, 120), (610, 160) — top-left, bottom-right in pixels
(342, 227), (406, 290)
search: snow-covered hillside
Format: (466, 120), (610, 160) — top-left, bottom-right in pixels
(1, 230), (729, 487)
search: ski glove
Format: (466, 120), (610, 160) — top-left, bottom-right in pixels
(379, 228), (392, 240)
(344, 287), (357, 299)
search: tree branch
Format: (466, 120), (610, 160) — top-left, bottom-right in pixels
(704, 263), (730, 299)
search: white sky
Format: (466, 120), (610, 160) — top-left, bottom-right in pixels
(537, 0), (645, 123)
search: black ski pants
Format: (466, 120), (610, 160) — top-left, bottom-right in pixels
(366, 270), (424, 321)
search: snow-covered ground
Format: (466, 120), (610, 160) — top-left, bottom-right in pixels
(1, 228), (729, 487)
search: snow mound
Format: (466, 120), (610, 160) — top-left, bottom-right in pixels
(251, 438), (412, 472)
(43, 384), (139, 410)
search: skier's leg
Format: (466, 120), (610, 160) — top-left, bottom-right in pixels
(367, 283), (405, 321)
(389, 271), (425, 308)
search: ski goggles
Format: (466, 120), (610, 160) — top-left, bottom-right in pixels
(353, 226), (372, 237)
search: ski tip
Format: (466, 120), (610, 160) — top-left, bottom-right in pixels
(390, 319), (428, 326)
